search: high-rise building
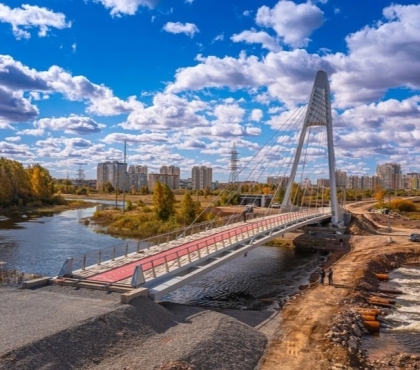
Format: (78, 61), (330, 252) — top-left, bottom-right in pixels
(160, 165), (180, 177)
(267, 176), (289, 188)
(97, 161), (127, 191)
(192, 166), (212, 190)
(335, 170), (347, 188)
(148, 173), (180, 190)
(376, 163), (402, 189)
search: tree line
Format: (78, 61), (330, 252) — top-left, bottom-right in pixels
(0, 157), (56, 207)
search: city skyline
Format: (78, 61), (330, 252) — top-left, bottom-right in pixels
(1, 0), (420, 181)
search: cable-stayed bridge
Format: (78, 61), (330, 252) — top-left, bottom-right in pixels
(54, 70), (345, 301)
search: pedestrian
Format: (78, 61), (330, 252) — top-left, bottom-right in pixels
(318, 267), (326, 285)
(327, 268), (333, 285)
(242, 210), (247, 222)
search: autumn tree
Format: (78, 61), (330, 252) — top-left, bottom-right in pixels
(374, 185), (386, 207)
(153, 182), (175, 221)
(178, 191), (200, 225)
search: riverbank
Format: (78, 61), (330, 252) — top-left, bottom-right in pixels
(0, 198), (98, 216)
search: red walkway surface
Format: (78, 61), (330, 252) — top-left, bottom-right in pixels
(86, 213), (300, 283)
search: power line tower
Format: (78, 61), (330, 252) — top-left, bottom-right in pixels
(76, 164), (85, 187)
(228, 143), (239, 184)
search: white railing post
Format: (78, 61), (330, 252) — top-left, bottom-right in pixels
(187, 247), (192, 263)
(125, 243), (128, 257)
(82, 254), (86, 270)
(97, 250), (102, 265)
(205, 240), (210, 255)
(112, 247), (116, 261)
(176, 251), (181, 267)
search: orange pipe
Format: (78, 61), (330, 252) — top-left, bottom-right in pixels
(361, 315), (376, 321)
(375, 273), (389, 281)
(363, 320), (380, 333)
(368, 301), (393, 308)
(356, 308), (380, 316)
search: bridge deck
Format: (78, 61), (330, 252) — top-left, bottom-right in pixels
(68, 211), (329, 289)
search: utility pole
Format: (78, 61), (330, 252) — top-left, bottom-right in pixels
(115, 161), (118, 209)
(388, 190), (392, 232)
(123, 140), (126, 214)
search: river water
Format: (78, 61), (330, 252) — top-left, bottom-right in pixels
(362, 265), (420, 358)
(0, 206), (324, 308)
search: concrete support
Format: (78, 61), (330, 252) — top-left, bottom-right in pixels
(131, 265), (145, 287)
(58, 257), (73, 277)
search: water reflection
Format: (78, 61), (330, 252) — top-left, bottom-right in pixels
(0, 206), (126, 276)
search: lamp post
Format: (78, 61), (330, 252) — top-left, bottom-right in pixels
(387, 190), (392, 233)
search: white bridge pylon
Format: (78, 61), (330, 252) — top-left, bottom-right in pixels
(281, 70), (340, 225)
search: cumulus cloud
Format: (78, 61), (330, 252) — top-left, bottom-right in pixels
(163, 22), (199, 37)
(0, 141), (34, 157)
(93, 0), (156, 16)
(250, 109), (263, 122)
(0, 55), (142, 116)
(35, 115), (106, 135)
(256, 1), (324, 47)
(0, 87), (39, 123)
(231, 30), (281, 52)
(121, 93), (208, 130)
(327, 3), (420, 108)
(102, 132), (169, 143)
(166, 50), (330, 108)
(0, 3), (71, 39)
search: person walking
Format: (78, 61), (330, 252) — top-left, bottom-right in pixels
(318, 267), (326, 285)
(327, 268), (333, 285)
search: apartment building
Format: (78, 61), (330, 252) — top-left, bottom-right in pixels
(96, 161), (127, 191)
(192, 166), (212, 190)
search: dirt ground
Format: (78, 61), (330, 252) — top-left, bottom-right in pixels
(259, 201), (420, 370)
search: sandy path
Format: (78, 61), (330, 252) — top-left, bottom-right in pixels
(259, 227), (419, 370)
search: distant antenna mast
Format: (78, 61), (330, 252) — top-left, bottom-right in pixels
(229, 143), (239, 184)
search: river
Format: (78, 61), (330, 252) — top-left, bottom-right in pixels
(0, 205), (323, 308)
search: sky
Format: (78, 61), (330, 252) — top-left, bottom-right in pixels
(0, 0), (420, 182)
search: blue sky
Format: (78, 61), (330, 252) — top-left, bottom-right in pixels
(0, 0), (420, 182)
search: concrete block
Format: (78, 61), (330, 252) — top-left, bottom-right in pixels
(22, 277), (51, 289)
(120, 287), (149, 304)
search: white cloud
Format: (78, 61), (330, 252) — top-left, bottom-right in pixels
(0, 3), (70, 39)
(17, 128), (45, 136)
(231, 30), (281, 52)
(0, 87), (39, 123)
(102, 132), (169, 144)
(35, 116), (106, 135)
(71, 43), (77, 53)
(250, 109), (263, 122)
(5, 136), (21, 142)
(121, 93), (208, 130)
(256, 1), (324, 47)
(93, 0), (156, 16)
(0, 141), (34, 157)
(163, 22), (199, 37)
(185, 0), (194, 3)
(213, 33), (224, 43)
(327, 3), (420, 108)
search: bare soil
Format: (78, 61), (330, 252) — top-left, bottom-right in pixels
(259, 201), (420, 370)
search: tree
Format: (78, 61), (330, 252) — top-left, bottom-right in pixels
(374, 186), (386, 206)
(179, 191), (200, 225)
(103, 181), (114, 193)
(153, 182), (175, 221)
(27, 164), (54, 201)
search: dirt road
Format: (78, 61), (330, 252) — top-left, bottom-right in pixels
(259, 203), (420, 370)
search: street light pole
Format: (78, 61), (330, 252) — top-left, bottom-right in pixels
(388, 190), (392, 233)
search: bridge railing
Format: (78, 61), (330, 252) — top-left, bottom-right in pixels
(68, 207), (331, 273)
(140, 210), (330, 279)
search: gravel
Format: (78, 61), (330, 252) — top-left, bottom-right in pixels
(0, 285), (269, 370)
